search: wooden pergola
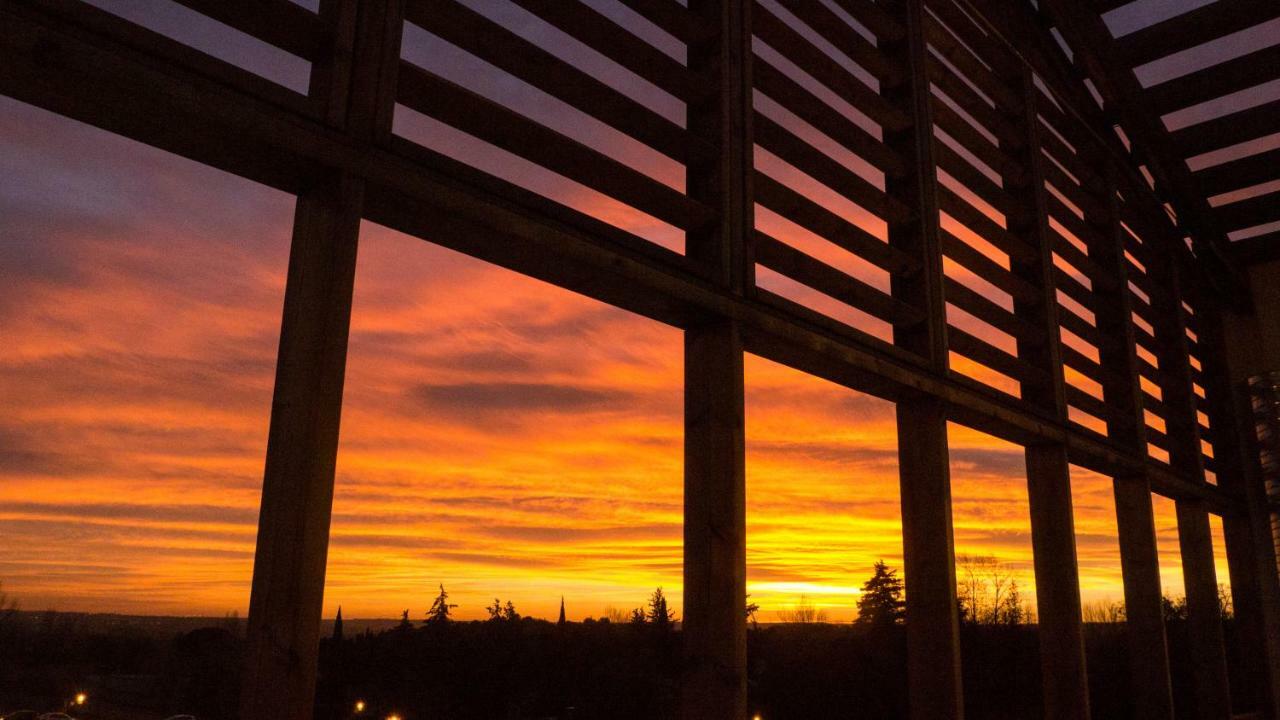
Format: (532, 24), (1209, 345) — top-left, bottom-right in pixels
(3, 0), (1279, 717)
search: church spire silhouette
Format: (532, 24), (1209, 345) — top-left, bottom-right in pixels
(333, 605), (344, 641)
(558, 596), (566, 625)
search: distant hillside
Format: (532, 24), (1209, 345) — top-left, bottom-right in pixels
(8, 610), (403, 638)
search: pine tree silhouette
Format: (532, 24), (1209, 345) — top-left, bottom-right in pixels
(558, 596), (567, 625)
(333, 606), (344, 641)
(426, 584), (456, 625)
(855, 560), (905, 626)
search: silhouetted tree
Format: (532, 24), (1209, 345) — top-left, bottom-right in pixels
(0, 581), (17, 628)
(504, 600), (520, 622)
(487, 598), (504, 621)
(558, 596), (566, 625)
(956, 555), (1035, 624)
(1162, 593), (1188, 621)
(745, 594), (760, 628)
(630, 607), (647, 626)
(776, 595), (828, 623)
(647, 587), (674, 629)
(1218, 583), (1234, 620)
(855, 560), (905, 626)
(332, 606), (344, 641)
(397, 609), (413, 632)
(427, 584), (457, 625)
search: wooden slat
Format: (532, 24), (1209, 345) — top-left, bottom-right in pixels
(934, 140), (1017, 215)
(613, 0), (704, 44)
(753, 58), (906, 176)
(1215, 190), (1280, 233)
(938, 184), (1038, 263)
(923, 12), (1021, 113)
(754, 172), (917, 274)
(753, 112), (912, 224)
(933, 101), (1026, 183)
(752, 3), (909, 132)
(950, 325), (1042, 382)
(1168, 98), (1280, 159)
(940, 228), (1041, 304)
(829, 0), (905, 43)
(927, 55), (1020, 149)
(1053, 266), (1096, 313)
(171, 0), (325, 60)
(396, 63), (712, 230)
(506, 0), (697, 102)
(774, 0), (904, 85)
(944, 275), (1042, 343)
(1113, 0), (1280, 69)
(1143, 42), (1280, 116)
(757, 232), (926, 325)
(404, 0), (699, 164)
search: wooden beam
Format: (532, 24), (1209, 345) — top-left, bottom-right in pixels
(681, 2), (750, 717)
(1175, 500), (1233, 720)
(682, 319), (747, 720)
(897, 398), (964, 719)
(1026, 444), (1091, 718)
(241, 170), (364, 720)
(1113, 474), (1176, 720)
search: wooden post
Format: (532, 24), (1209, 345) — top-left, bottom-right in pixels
(1176, 501), (1233, 719)
(240, 171), (364, 720)
(241, 3), (401, 720)
(897, 398), (964, 719)
(1113, 474), (1176, 720)
(682, 320), (747, 720)
(1085, 157), (1175, 718)
(682, 2), (750, 718)
(881, 0), (961, 716)
(1026, 444), (1091, 718)
(1009, 66), (1090, 719)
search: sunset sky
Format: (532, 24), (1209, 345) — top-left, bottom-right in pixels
(0, 0), (1245, 622)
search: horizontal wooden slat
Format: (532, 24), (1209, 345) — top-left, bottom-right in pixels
(1113, 0), (1280, 69)
(945, 276), (1043, 343)
(613, 0), (704, 44)
(1214, 190), (1280, 233)
(507, 0), (697, 102)
(939, 185), (1037, 263)
(396, 63), (712, 230)
(933, 101), (1026, 183)
(754, 171), (917, 274)
(829, 0), (905, 43)
(774, 0), (903, 85)
(1054, 267), (1096, 314)
(1067, 384), (1119, 426)
(753, 112), (911, 224)
(171, 0), (324, 60)
(752, 3), (909, 132)
(941, 228), (1041, 304)
(1168, 98), (1280, 159)
(1143, 42), (1280, 116)
(927, 55), (1020, 148)
(756, 232), (925, 325)
(950, 326), (1043, 384)
(935, 140), (1017, 215)
(923, 12), (1021, 113)
(404, 0), (699, 164)
(753, 58), (906, 176)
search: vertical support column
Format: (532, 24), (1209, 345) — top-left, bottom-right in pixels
(682, 2), (751, 719)
(1009, 67), (1090, 720)
(881, 1), (961, 718)
(682, 321), (747, 720)
(241, 3), (402, 720)
(1026, 445), (1091, 718)
(1201, 293), (1280, 718)
(241, 171), (364, 720)
(1088, 165), (1174, 719)
(1176, 501), (1233, 719)
(1113, 472), (1176, 720)
(897, 397), (964, 719)
(1150, 237), (1233, 720)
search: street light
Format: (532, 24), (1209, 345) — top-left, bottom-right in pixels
(386, 714), (402, 720)
(75, 693), (87, 706)
(354, 700), (366, 714)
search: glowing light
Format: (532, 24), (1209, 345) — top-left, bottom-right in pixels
(355, 700), (366, 713)
(75, 693), (88, 705)
(386, 714), (402, 720)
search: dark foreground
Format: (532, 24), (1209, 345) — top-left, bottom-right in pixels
(0, 614), (1253, 719)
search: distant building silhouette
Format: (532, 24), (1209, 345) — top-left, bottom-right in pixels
(558, 596), (566, 625)
(333, 606), (344, 642)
